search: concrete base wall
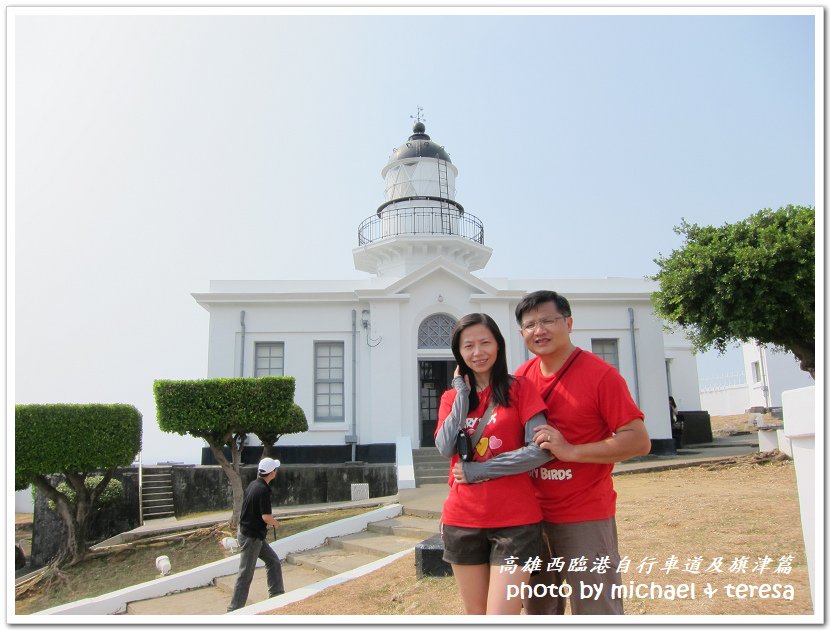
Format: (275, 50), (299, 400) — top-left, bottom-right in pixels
(171, 463), (398, 517)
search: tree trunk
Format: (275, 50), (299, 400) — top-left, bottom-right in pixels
(208, 441), (245, 530)
(33, 475), (86, 568)
(790, 341), (815, 379)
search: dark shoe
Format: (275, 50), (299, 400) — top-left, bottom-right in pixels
(269, 591), (285, 598)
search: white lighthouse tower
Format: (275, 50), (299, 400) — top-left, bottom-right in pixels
(353, 118), (492, 277)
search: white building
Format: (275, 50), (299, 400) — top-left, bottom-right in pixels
(700, 343), (813, 416)
(193, 121), (701, 469)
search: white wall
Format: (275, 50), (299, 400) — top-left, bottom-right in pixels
(700, 385), (752, 416)
(199, 272), (697, 453)
(742, 344), (814, 409)
(662, 328), (702, 411)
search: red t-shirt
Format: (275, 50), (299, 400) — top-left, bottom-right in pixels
(436, 376), (547, 528)
(515, 350), (644, 524)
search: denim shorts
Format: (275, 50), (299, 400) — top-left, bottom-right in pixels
(441, 521), (542, 566)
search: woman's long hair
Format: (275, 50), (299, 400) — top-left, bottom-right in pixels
(451, 313), (512, 411)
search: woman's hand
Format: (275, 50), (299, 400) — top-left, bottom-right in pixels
(533, 425), (572, 461)
(453, 365), (471, 391)
(452, 462), (468, 483)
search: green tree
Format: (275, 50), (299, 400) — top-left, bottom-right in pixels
(652, 205), (815, 377)
(254, 403), (307, 459)
(15, 404), (142, 567)
(153, 377), (305, 528)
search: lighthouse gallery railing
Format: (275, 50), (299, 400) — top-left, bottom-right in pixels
(357, 206), (485, 246)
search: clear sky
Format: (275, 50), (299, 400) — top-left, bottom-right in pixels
(11, 8), (817, 465)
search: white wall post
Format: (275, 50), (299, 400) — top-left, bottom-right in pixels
(781, 386), (819, 612)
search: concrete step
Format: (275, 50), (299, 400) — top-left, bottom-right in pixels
(412, 454), (444, 464)
(141, 481), (173, 494)
(214, 561), (324, 597)
(415, 474), (449, 486)
(285, 545), (380, 578)
(327, 531), (417, 558)
(121, 511), (439, 614)
(367, 515), (440, 539)
(412, 452), (445, 462)
(126, 585), (230, 615)
(415, 465), (449, 476)
(142, 494), (173, 503)
(143, 509), (175, 519)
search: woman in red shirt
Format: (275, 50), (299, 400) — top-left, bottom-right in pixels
(434, 313), (551, 614)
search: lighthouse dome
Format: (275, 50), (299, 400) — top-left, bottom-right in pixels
(387, 122), (452, 164)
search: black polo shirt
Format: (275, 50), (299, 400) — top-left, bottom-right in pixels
(239, 477), (273, 540)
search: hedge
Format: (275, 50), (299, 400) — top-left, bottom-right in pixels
(15, 404), (142, 485)
(153, 377), (297, 439)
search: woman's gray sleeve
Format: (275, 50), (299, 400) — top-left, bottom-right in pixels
(434, 376), (469, 458)
(461, 413), (552, 481)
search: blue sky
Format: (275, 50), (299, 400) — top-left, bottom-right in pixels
(11, 9), (818, 464)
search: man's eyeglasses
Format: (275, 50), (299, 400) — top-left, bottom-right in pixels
(520, 316), (567, 333)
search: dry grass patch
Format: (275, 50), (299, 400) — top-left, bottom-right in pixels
(15, 507), (375, 615)
(266, 455), (810, 616)
(709, 413), (778, 436)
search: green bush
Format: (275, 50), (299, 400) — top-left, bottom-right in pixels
(154, 377), (296, 440)
(15, 404), (142, 486)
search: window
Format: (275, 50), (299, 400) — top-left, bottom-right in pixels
(418, 313), (456, 349)
(315, 342), (345, 422)
(254, 342), (284, 377)
(751, 361), (762, 383)
(592, 339), (619, 369)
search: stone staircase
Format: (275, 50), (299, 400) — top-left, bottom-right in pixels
(140, 467), (175, 521)
(123, 513), (440, 614)
(412, 448), (449, 486)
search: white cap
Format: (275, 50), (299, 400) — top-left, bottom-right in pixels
(258, 457), (280, 475)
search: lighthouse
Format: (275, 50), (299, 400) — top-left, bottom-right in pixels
(353, 120), (492, 277)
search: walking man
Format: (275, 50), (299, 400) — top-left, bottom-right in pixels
(227, 457), (284, 612)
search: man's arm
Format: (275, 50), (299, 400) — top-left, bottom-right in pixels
(262, 513), (279, 528)
(455, 413), (553, 483)
(533, 418), (651, 464)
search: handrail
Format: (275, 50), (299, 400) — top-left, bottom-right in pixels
(357, 206), (484, 246)
(137, 451), (144, 526)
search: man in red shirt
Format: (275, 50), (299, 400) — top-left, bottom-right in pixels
(458, 290), (651, 614)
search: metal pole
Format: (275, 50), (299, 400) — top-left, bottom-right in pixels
(628, 307), (641, 407)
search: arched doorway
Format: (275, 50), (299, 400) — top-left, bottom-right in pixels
(417, 313), (456, 447)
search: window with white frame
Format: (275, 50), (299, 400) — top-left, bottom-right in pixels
(591, 338), (619, 369)
(751, 361), (762, 383)
(255, 342), (285, 377)
(315, 342), (345, 422)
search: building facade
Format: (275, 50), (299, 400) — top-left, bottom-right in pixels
(194, 121), (701, 477)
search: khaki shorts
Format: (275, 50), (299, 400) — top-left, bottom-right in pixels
(525, 517), (624, 615)
(441, 522), (542, 566)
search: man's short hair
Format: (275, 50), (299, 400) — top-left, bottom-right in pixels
(515, 290), (572, 324)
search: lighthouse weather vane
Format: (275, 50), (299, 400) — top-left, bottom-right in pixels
(410, 106), (425, 125)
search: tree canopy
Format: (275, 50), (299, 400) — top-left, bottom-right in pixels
(154, 376), (306, 527)
(255, 402), (308, 459)
(651, 205), (815, 377)
(15, 403), (142, 567)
